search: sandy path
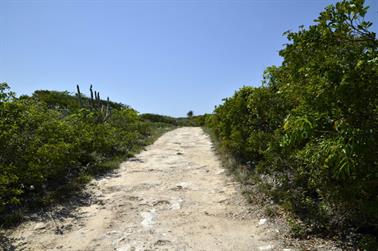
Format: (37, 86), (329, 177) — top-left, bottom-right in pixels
(7, 127), (281, 251)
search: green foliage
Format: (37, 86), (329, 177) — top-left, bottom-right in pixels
(140, 113), (178, 125)
(207, 0), (377, 245)
(210, 86), (289, 161)
(0, 85), (155, 225)
(32, 90), (81, 110)
(0, 83), (15, 103)
(32, 89), (124, 112)
(139, 112), (209, 127)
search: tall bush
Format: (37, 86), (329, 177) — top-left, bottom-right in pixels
(208, 0), (378, 238)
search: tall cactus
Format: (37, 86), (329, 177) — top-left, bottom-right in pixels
(89, 85), (94, 109)
(94, 91), (98, 108)
(104, 97), (111, 121)
(97, 92), (101, 106)
(76, 84), (82, 107)
(86, 85), (111, 122)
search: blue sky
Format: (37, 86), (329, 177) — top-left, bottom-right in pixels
(1, 0), (377, 117)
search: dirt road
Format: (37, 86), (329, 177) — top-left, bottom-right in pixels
(7, 127), (282, 251)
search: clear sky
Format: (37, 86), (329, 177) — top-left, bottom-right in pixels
(1, 0), (377, 117)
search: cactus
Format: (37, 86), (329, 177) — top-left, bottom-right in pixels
(89, 85), (94, 109)
(86, 85), (111, 122)
(104, 97), (111, 121)
(76, 84), (82, 107)
(107, 97), (111, 114)
(94, 91), (98, 108)
(97, 92), (101, 106)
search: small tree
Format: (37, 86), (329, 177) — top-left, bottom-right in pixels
(0, 82), (15, 103)
(187, 110), (193, 118)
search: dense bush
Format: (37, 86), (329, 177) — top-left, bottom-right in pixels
(140, 113), (178, 125)
(139, 112), (209, 127)
(0, 83), (155, 223)
(207, 0), (377, 242)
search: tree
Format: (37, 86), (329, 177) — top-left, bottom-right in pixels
(0, 83), (15, 103)
(187, 110), (193, 118)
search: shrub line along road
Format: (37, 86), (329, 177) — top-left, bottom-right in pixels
(8, 127), (283, 251)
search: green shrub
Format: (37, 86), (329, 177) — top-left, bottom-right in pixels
(207, 0), (378, 244)
(0, 84), (155, 223)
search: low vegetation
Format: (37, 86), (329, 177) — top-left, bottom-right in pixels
(140, 112), (206, 127)
(206, 0), (377, 248)
(0, 84), (174, 226)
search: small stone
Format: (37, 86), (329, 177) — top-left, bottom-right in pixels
(258, 218), (268, 225)
(258, 245), (274, 250)
(33, 223), (46, 230)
